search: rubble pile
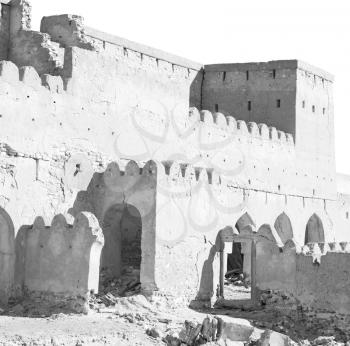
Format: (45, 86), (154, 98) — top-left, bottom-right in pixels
(225, 272), (250, 288)
(160, 315), (299, 346)
(259, 290), (297, 307)
(90, 267), (141, 309)
(1, 293), (88, 317)
(173, 316), (222, 345)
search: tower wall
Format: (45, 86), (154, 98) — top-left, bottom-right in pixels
(295, 67), (336, 197)
(202, 61), (298, 136)
(0, 1), (10, 60)
(201, 61), (337, 199)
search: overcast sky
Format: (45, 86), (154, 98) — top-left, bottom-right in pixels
(31, 0), (350, 174)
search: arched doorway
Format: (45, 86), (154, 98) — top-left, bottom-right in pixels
(229, 213), (255, 280)
(274, 212), (293, 244)
(100, 203), (142, 294)
(0, 207), (15, 304)
(305, 213), (325, 244)
(223, 213), (255, 303)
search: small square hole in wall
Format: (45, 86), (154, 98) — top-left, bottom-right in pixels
(302, 100), (305, 108)
(248, 101), (251, 111)
(312, 105), (315, 113)
(215, 104), (219, 112)
(276, 99), (281, 108)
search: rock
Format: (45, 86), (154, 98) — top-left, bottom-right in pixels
(312, 336), (336, 345)
(217, 340), (245, 346)
(124, 313), (135, 323)
(146, 327), (161, 339)
(163, 333), (181, 346)
(201, 316), (212, 341)
(219, 315), (255, 342)
(179, 320), (202, 344)
(256, 330), (297, 345)
(10, 304), (25, 315)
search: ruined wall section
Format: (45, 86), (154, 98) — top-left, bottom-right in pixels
(9, 30), (65, 76)
(15, 212), (104, 311)
(296, 246), (350, 314)
(0, 0), (64, 75)
(256, 241), (350, 314)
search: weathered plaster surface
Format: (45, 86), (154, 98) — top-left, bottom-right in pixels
(69, 161), (158, 293)
(255, 239), (350, 314)
(16, 212), (104, 296)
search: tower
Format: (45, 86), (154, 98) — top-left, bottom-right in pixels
(201, 60), (336, 198)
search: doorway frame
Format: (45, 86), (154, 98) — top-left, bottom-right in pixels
(218, 235), (258, 305)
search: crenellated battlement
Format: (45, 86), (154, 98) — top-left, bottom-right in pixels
(101, 159), (222, 189)
(189, 107), (295, 146)
(0, 60), (65, 93)
(301, 242), (350, 256)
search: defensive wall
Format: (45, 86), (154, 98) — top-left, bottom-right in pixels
(0, 58), (343, 236)
(1, 159), (350, 312)
(0, 0), (350, 313)
(255, 238), (350, 315)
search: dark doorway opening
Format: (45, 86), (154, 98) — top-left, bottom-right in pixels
(98, 203), (142, 299)
(304, 213), (325, 244)
(223, 241), (251, 302)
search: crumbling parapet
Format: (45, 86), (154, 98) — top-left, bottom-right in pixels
(15, 212), (104, 312)
(9, 29), (65, 76)
(40, 14), (97, 51)
(8, 0), (31, 35)
(0, 0), (65, 76)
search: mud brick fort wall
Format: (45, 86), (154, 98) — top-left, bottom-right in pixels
(1, 0), (350, 313)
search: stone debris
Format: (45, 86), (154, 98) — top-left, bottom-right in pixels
(89, 267), (141, 310)
(259, 290), (297, 307)
(162, 316), (222, 345)
(225, 273), (249, 288)
(146, 327), (162, 339)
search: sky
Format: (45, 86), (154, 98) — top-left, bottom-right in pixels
(30, 0), (350, 174)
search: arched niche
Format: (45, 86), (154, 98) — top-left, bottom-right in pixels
(0, 207), (15, 303)
(274, 212), (293, 244)
(305, 213), (325, 244)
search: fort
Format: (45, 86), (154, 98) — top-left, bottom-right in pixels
(1, 0), (350, 321)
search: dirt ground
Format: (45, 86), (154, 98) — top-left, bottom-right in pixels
(0, 287), (348, 346)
